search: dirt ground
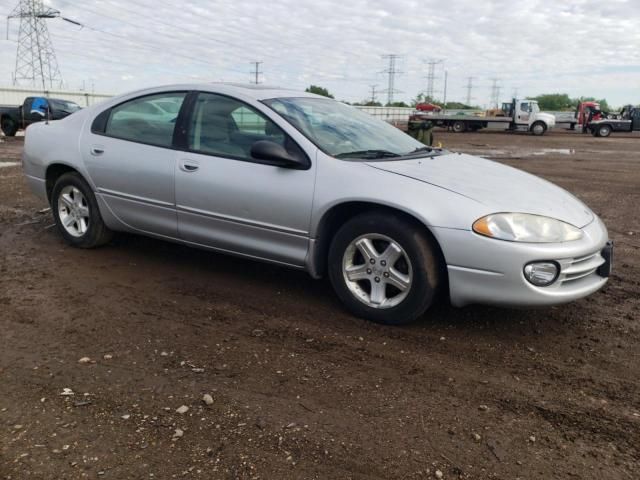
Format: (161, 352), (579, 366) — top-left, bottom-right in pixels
(1, 129), (639, 480)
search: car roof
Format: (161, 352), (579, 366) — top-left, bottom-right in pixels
(112, 83), (322, 102)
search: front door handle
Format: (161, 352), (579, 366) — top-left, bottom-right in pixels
(90, 146), (104, 156)
(179, 160), (200, 172)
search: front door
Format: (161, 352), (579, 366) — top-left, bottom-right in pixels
(175, 92), (316, 266)
(632, 109), (640, 131)
(82, 92), (187, 237)
(517, 101), (530, 125)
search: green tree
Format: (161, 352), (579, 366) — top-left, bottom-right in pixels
(411, 92), (436, 107)
(305, 85), (334, 98)
(386, 101), (410, 107)
(527, 93), (573, 111)
(527, 93), (611, 112)
(352, 100), (383, 106)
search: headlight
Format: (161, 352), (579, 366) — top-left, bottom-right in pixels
(472, 213), (583, 243)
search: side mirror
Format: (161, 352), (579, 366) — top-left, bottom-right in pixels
(250, 140), (308, 169)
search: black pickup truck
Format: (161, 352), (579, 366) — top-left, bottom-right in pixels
(0, 96), (81, 136)
(588, 105), (640, 137)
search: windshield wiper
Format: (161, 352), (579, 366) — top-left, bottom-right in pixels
(335, 149), (401, 159)
(409, 146), (433, 153)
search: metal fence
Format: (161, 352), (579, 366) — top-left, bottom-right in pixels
(0, 86), (112, 107)
(354, 106), (415, 122)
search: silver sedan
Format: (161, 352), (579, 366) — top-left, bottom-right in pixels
(22, 84), (612, 324)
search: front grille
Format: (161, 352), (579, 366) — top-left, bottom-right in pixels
(558, 250), (605, 284)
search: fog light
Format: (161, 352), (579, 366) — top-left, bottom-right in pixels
(524, 262), (559, 287)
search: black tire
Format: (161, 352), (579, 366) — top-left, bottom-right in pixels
(530, 121), (546, 136)
(597, 125), (611, 138)
(51, 172), (113, 248)
(328, 212), (442, 325)
(452, 121), (466, 133)
(1, 116), (18, 137)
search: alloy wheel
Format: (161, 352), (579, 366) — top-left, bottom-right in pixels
(58, 185), (90, 237)
(342, 234), (413, 309)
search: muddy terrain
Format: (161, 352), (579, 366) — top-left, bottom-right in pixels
(1, 130), (638, 479)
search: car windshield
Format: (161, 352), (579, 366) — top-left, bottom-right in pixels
(49, 99), (81, 112)
(263, 97), (431, 159)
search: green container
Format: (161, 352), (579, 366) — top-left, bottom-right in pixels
(407, 120), (434, 146)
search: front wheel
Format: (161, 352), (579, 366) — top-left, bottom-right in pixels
(530, 122), (546, 136)
(328, 212), (442, 325)
(51, 172), (113, 248)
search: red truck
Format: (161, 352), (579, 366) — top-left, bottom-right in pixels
(574, 101), (604, 132)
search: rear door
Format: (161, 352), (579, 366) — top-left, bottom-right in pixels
(82, 91), (187, 237)
(174, 92), (316, 266)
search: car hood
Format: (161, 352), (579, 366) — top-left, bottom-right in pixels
(366, 152), (594, 227)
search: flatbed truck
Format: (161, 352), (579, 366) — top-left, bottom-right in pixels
(412, 99), (556, 136)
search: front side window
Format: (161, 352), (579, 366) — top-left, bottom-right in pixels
(188, 93), (288, 160)
(520, 102), (530, 112)
(105, 92), (186, 147)
(263, 97), (427, 159)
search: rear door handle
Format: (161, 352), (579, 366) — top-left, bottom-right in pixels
(179, 160), (200, 172)
(90, 146), (104, 156)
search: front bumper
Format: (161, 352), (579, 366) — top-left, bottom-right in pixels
(432, 216), (610, 307)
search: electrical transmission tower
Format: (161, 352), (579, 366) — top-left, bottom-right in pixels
(465, 76), (475, 106)
(7, 0), (68, 89)
(368, 84), (378, 104)
(381, 54), (402, 105)
(489, 78), (501, 108)
(249, 61), (263, 84)
(424, 59), (443, 100)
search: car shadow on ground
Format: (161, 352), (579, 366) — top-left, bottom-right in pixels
(99, 231), (583, 340)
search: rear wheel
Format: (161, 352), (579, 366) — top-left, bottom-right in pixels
(328, 212), (441, 325)
(452, 121), (466, 133)
(597, 125), (611, 137)
(531, 121), (546, 136)
(51, 172), (113, 248)
(1, 116), (17, 136)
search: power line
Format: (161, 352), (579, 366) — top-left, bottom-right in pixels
(250, 61), (263, 84)
(380, 54), (402, 105)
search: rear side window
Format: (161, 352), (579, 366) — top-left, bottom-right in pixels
(104, 93), (186, 147)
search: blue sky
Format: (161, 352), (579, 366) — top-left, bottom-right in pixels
(0, 0), (639, 107)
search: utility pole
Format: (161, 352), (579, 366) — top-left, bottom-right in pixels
(7, 0), (65, 89)
(424, 59), (443, 100)
(368, 84), (378, 104)
(442, 70), (448, 114)
(490, 78), (501, 108)
(465, 76), (475, 106)
(250, 61), (263, 84)
(381, 54), (402, 105)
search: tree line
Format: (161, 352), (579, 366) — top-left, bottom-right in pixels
(305, 86), (615, 112)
